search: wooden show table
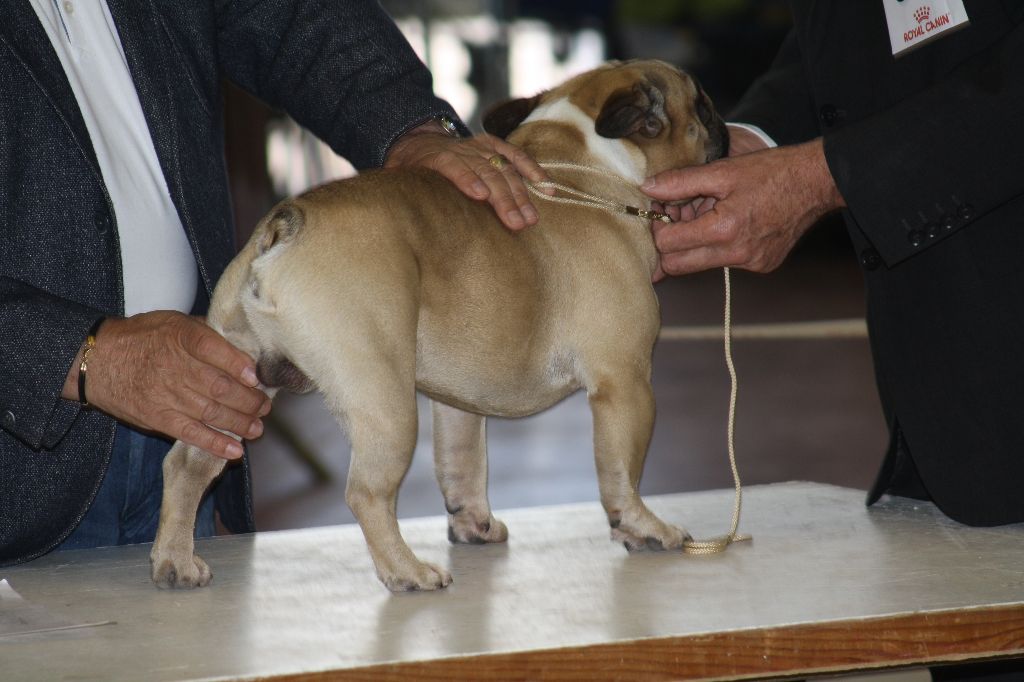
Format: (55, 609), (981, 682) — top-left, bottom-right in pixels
(2, 482), (1023, 681)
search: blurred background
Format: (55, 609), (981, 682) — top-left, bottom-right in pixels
(222, 0), (888, 531)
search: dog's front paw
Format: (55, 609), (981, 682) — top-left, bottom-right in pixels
(608, 505), (689, 552)
(611, 525), (689, 551)
(448, 512), (508, 545)
(151, 551), (213, 589)
(379, 560), (453, 592)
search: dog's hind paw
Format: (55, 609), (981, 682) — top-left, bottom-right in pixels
(151, 552), (213, 589)
(380, 561), (453, 592)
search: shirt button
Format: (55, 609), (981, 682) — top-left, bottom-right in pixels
(2, 410), (15, 429)
(860, 248), (881, 271)
(63, 1), (74, 14)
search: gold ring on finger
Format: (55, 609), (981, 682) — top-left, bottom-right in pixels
(488, 154), (509, 170)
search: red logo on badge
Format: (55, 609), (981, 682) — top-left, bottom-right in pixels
(903, 4), (951, 44)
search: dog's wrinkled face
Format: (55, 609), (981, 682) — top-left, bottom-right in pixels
(484, 60), (728, 177)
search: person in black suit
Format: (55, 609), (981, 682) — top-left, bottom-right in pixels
(0, 1), (542, 566)
(643, 1), (1024, 529)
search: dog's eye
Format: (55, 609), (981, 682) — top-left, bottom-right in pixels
(644, 115), (662, 137)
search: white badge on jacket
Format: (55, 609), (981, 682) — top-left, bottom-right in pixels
(882, 0), (970, 57)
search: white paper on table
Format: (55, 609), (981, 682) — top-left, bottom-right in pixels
(0, 578), (114, 639)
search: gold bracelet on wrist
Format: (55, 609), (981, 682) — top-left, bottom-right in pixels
(78, 317), (106, 407)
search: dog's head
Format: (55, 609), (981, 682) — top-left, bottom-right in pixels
(483, 60), (728, 179)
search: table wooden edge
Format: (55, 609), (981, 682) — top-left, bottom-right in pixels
(257, 603), (1024, 682)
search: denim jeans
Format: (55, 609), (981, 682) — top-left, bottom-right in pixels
(58, 424), (215, 550)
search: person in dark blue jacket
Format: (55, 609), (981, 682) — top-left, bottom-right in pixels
(0, 0), (542, 565)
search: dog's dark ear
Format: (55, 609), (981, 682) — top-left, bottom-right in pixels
(482, 94), (542, 139)
(595, 82), (665, 139)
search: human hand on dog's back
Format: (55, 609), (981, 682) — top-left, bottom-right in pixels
(642, 133), (846, 280)
(60, 312), (271, 460)
(384, 121), (548, 231)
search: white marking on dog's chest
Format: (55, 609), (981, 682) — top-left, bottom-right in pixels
(524, 98), (646, 183)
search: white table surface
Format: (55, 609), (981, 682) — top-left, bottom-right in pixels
(2, 482), (1023, 681)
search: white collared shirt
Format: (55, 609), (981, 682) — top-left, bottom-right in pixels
(728, 122), (778, 150)
(29, 0), (198, 316)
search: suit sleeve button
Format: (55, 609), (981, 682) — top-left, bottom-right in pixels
(95, 210), (113, 236)
(819, 104), (839, 127)
(925, 222), (940, 239)
(957, 203), (975, 220)
(907, 230), (925, 247)
(2, 410), (15, 429)
(941, 214), (956, 231)
(860, 248), (882, 270)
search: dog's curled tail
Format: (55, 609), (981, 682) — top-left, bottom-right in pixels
(242, 203), (306, 316)
(254, 203), (305, 256)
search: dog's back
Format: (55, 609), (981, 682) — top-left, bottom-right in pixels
(227, 167), (656, 417)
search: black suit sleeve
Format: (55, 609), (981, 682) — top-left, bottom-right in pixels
(213, 0), (466, 171)
(824, 20), (1024, 266)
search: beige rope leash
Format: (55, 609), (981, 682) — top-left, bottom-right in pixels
(682, 267), (750, 555)
(526, 162), (750, 555)
(526, 162), (673, 223)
